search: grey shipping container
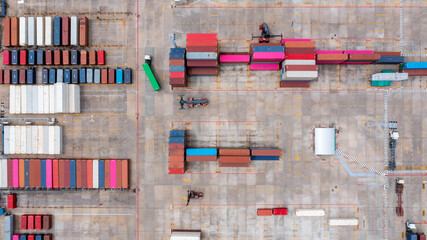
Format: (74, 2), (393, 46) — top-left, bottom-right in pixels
(53, 16), (61, 46)
(64, 69), (71, 83)
(11, 70), (18, 84)
(125, 68), (132, 84)
(71, 69), (79, 83)
(42, 69), (49, 84)
(94, 69), (101, 83)
(86, 68), (93, 83)
(27, 68), (35, 84)
(71, 50), (79, 65)
(57, 69), (64, 83)
(37, 51), (44, 65)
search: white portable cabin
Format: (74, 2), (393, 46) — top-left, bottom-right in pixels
(19, 17), (27, 46)
(329, 218), (358, 226)
(70, 16), (79, 46)
(36, 17), (45, 46)
(45, 16), (53, 46)
(28, 17), (36, 46)
(93, 159), (99, 188)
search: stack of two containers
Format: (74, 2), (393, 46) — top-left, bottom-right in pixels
(400, 62), (427, 76)
(186, 33), (218, 77)
(218, 148), (250, 167)
(343, 50), (380, 64)
(250, 148), (282, 161)
(250, 43), (284, 71)
(168, 131), (186, 174)
(186, 148), (217, 162)
(169, 48), (187, 87)
(281, 40), (317, 88)
(315, 51), (348, 64)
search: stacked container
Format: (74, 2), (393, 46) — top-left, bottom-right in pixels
(218, 148), (250, 167)
(169, 130), (186, 174)
(250, 43), (284, 71)
(219, 52), (250, 64)
(371, 69), (393, 87)
(281, 40), (317, 87)
(343, 50), (380, 64)
(250, 148), (282, 160)
(400, 62), (427, 76)
(0, 159), (128, 190)
(374, 52), (404, 64)
(169, 48), (187, 87)
(186, 148), (217, 163)
(186, 33), (218, 76)
(316, 51), (348, 64)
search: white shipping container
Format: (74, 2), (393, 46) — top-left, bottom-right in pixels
(27, 86), (33, 114)
(49, 85), (55, 114)
(45, 16), (53, 46)
(21, 125), (26, 154)
(38, 85), (44, 114)
(48, 126), (55, 155)
(28, 17), (36, 46)
(1, 159), (7, 188)
(281, 71), (318, 80)
(329, 218), (358, 226)
(54, 126), (62, 154)
(3, 126), (10, 154)
(37, 126), (44, 154)
(295, 209), (326, 217)
(26, 126), (32, 154)
(15, 126), (21, 154)
(43, 86), (49, 114)
(371, 72), (409, 81)
(32, 86), (38, 114)
(93, 160), (99, 188)
(31, 126), (37, 154)
(0, 159), (3, 188)
(9, 126), (15, 154)
(69, 84), (76, 113)
(15, 86), (21, 114)
(9, 86), (16, 114)
(55, 83), (66, 113)
(70, 16), (79, 46)
(284, 60), (316, 65)
(75, 85), (81, 113)
(36, 17), (45, 46)
(21, 86), (27, 114)
(43, 126), (49, 155)
(19, 17), (27, 46)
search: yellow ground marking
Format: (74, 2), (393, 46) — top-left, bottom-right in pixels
(182, 178), (191, 182)
(295, 153), (300, 161)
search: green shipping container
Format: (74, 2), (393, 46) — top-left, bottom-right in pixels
(371, 81), (391, 87)
(142, 63), (160, 91)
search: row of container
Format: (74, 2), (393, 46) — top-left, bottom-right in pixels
(186, 33), (218, 76)
(250, 43), (284, 71)
(315, 51), (404, 64)
(4, 16), (88, 47)
(12, 234), (52, 240)
(219, 148), (250, 167)
(169, 48), (187, 88)
(20, 215), (51, 230)
(169, 130), (186, 174)
(0, 159), (129, 189)
(257, 208), (288, 216)
(10, 84), (80, 114)
(0, 69), (36, 84)
(2, 126), (62, 155)
(3, 49), (105, 66)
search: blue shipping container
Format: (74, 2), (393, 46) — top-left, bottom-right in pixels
(169, 137), (185, 144)
(376, 56), (404, 64)
(403, 62), (427, 69)
(70, 160), (76, 188)
(253, 46), (285, 52)
(170, 130), (185, 137)
(186, 148), (217, 156)
(94, 69), (101, 84)
(407, 233), (417, 240)
(28, 50), (36, 65)
(25, 159), (30, 188)
(20, 235), (27, 240)
(5, 232), (12, 240)
(26, 69), (35, 84)
(53, 16), (62, 46)
(170, 48), (186, 53)
(86, 68), (94, 83)
(99, 160), (105, 188)
(79, 68), (86, 83)
(11, 70), (18, 84)
(124, 68), (132, 84)
(169, 52), (185, 59)
(0, 208), (4, 215)
(35, 235), (42, 240)
(41, 159), (46, 188)
(71, 50), (79, 65)
(49, 69), (56, 84)
(64, 69), (71, 83)
(250, 156), (280, 161)
(169, 65), (185, 72)
(11, 50), (18, 65)
(71, 69), (79, 83)
(4, 214), (13, 232)
(186, 52), (217, 60)
(57, 69), (64, 83)
(42, 69), (49, 84)
(36, 51), (44, 65)
(116, 69), (123, 84)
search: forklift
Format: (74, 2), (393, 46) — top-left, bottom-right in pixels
(179, 94), (208, 110)
(252, 23), (283, 43)
(186, 190), (204, 206)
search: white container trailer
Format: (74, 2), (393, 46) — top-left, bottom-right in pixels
(19, 17), (27, 46)
(28, 17), (36, 46)
(3, 126), (10, 154)
(1, 159), (7, 188)
(26, 126), (32, 154)
(9, 85), (16, 114)
(36, 17), (45, 46)
(21, 86), (27, 114)
(45, 16), (53, 46)
(43, 126), (49, 155)
(54, 126), (62, 154)
(284, 60), (316, 65)
(9, 126), (15, 154)
(38, 85), (44, 114)
(295, 209), (326, 217)
(70, 16), (79, 46)
(37, 126), (43, 154)
(49, 85), (55, 114)
(15, 86), (21, 114)
(329, 218), (358, 226)
(48, 126), (55, 155)
(93, 160), (99, 188)
(43, 86), (49, 114)
(31, 125), (37, 154)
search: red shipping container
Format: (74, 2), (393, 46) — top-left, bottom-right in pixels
(348, 53), (380, 62)
(187, 60), (218, 67)
(87, 160), (93, 188)
(186, 39), (218, 47)
(0, 70), (3, 84)
(7, 159), (12, 188)
(219, 156), (250, 163)
(122, 160), (128, 189)
(3, 50), (11, 65)
(29, 160), (36, 188)
(188, 68), (218, 76)
(316, 54), (348, 61)
(186, 33), (217, 40)
(168, 168), (185, 174)
(169, 79), (187, 87)
(401, 69), (427, 76)
(4, 69), (11, 84)
(11, 17), (19, 46)
(97, 50), (105, 65)
(170, 72), (185, 79)
(251, 149), (282, 156)
(89, 50), (96, 65)
(21, 215), (28, 230)
(169, 156), (185, 162)
(28, 235), (35, 240)
(272, 208), (288, 215)
(285, 47), (316, 54)
(169, 161), (185, 169)
(64, 159), (70, 188)
(28, 215), (35, 229)
(169, 143), (185, 150)
(35, 215), (42, 230)
(19, 69), (26, 84)
(105, 160), (110, 188)
(169, 149), (185, 156)
(81, 160), (87, 188)
(285, 65), (318, 71)
(34, 159), (41, 188)
(186, 46), (218, 52)
(42, 215), (51, 230)
(80, 50), (88, 65)
(280, 81), (310, 88)
(53, 159), (59, 189)
(4, 18), (11, 47)
(54, 50), (62, 65)
(101, 69), (108, 83)
(108, 69), (115, 83)
(219, 148), (250, 156)
(285, 54), (316, 60)
(7, 194), (17, 209)
(45, 50), (53, 65)
(19, 50), (27, 65)
(63, 50), (70, 65)
(375, 51), (401, 57)
(169, 59), (185, 65)
(186, 155), (217, 162)
(257, 209), (272, 216)
(62, 16), (70, 46)
(76, 160), (82, 188)
(59, 160), (64, 188)
(285, 41), (315, 48)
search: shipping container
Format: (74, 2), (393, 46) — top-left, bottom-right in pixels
(97, 50), (105, 65)
(375, 56), (404, 64)
(285, 47), (316, 54)
(26, 69), (35, 84)
(186, 33), (217, 40)
(89, 50), (96, 65)
(93, 159), (99, 188)
(36, 236), (42, 240)
(86, 68), (93, 83)
(108, 68), (115, 84)
(169, 52), (185, 59)
(116, 160), (122, 189)
(257, 209), (272, 216)
(43, 235), (52, 240)
(0, 70), (3, 84)
(79, 68), (86, 83)
(44, 17), (53, 46)
(40, 159), (46, 188)
(64, 159), (70, 188)
(28, 17), (36, 46)
(71, 50), (79, 65)
(3, 50), (11, 65)
(122, 160), (128, 189)
(295, 209), (325, 216)
(12, 159), (18, 188)
(110, 160), (116, 188)
(253, 46), (284, 52)
(186, 39), (217, 47)
(45, 50), (52, 65)
(80, 160), (87, 188)
(1, 160), (7, 187)
(169, 137), (185, 143)
(186, 46), (217, 52)
(64, 69), (71, 83)
(76, 160), (81, 188)
(12, 50), (19, 65)
(105, 160), (110, 188)
(219, 156), (250, 163)
(5, 215), (14, 238)
(42, 215), (51, 229)
(169, 150), (185, 156)
(219, 55), (249, 64)
(21, 215), (28, 230)
(62, 16), (70, 46)
(19, 69), (26, 84)
(24, 159), (30, 188)
(36, 17), (44, 46)
(80, 50), (88, 65)
(285, 54), (316, 60)
(46, 159), (53, 189)
(4, 18), (11, 46)
(99, 160), (105, 188)
(41, 69), (48, 84)
(62, 50), (70, 65)
(52, 159), (59, 189)
(94, 69), (101, 84)
(30, 160), (36, 188)
(70, 16), (79, 46)
(79, 17), (88, 46)
(19, 159), (25, 187)
(48, 69), (56, 84)
(87, 160), (93, 188)
(186, 148), (217, 156)
(70, 69), (78, 83)
(70, 159), (76, 188)
(116, 69), (123, 84)
(186, 155), (217, 162)
(188, 68), (218, 76)
(251, 149), (282, 156)
(251, 156), (280, 160)
(11, 17), (19, 46)
(219, 148), (250, 156)
(101, 69), (108, 84)
(347, 53), (380, 62)
(36, 51), (44, 65)
(35, 215), (42, 230)
(28, 50), (35, 65)
(375, 51), (401, 56)
(12, 70), (19, 84)
(169, 59), (185, 65)
(19, 17), (27, 46)
(19, 50), (27, 65)
(280, 81), (310, 88)
(54, 50), (61, 65)
(272, 208), (288, 215)
(57, 69), (63, 83)
(28, 215), (34, 229)
(186, 52), (218, 60)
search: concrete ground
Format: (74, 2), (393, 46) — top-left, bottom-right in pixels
(0, 0), (427, 240)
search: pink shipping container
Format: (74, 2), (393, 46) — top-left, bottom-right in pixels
(13, 235), (20, 240)
(13, 159), (19, 188)
(315, 51), (343, 54)
(110, 160), (116, 189)
(46, 159), (53, 189)
(186, 33), (217, 40)
(220, 55), (250, 63)
(3, 50), (10, 65)
(250, 63), (279, 71)
(252, 52), (285, 60)
(281, 39), (311, 43)
(341, 62), (372, 64)
(343, 50), (374, 54)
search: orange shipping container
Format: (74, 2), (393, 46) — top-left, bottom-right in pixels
(89, 50), (96, 65)
(169, 150), (185, 156)
(219, 156), (251, 163)
(122, 160), (128, 189)
(105, 160), (110, 188)
(186, 39), (218, 47)
(79, 17), (89, 46)
(54, 50), (62, 65)
(11, 17), (19, 46)
(4, 18), (11, 47)
(63, 50), (70, 65)
(257, 209), (272, 216)
(169, 156), (185, 162)
(53, 159), (59, 189)
(169, 161), (185, 169)
(101, 69), (108, 84)
(87, 160), (93, 188)
(219, 149), (250, 156)
(316, 54), (348, 61)
(59, 160), (65, 188)
(116, 160), (122, 189)
(80, 50), (88, 65)
(29, 160), (36, 188)
(35, 160), (41, 188)
(19, 159), (25, 188)
(76, 160), (82, 188)
(285, 41), (315, 48)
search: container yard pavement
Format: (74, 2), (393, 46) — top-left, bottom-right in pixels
(0, 0), (427, 240)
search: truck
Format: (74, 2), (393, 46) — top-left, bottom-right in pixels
(406, 221), (426, 240)
(143, 55), (160, 91)
(396, 179), (404, 216)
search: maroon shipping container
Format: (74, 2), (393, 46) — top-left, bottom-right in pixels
(219, 156), (251, 163)
(7, 159), (12, 188)
(54, 50), (62, 65)
(81, 160), (87, 188)
(285, 47), (316, 54)
(169, 149), (185, 156)
(45, 50), (53, 65)
(4, 18), (11, 47)
(62, 16), (70, 46)
(219, 163), (249, 167)
(19, 69), (26, 84)
(186, 46), (218, 52)
(285, 65), (318, 71)
(169, 78), (187, 86)
(280, 81), (310, 88)
(186, 155), (217, 162)
(101, 69), (108, 83)
(219, 148), (250, 156)
(29, 160), (36, 188)
(108, 69), (115, 83)
(42, 215), (51, 230)
(79, 17), (89, 46)
(169, 59), (185, 65)
(169, 143), (185, 150)
(4, 70), (11, 84)
(20, 50), (27, 65)
(375, 51), (401, 57)
(188, 68), (218, 76)
(169, 156), (185, 162)
(187, 60), (218, 67)
(59, 160), (65, 188)
(11, 17), (19, 46)
(76, 160), (82, 188)
(401, 69), (427, 76)
(64, 160), (70, 188)
(169, 161), (185, 169)
(43, 234), (52, 240)
(316, 54), (348, 61)
(97, 50), (105, 65)
(89, 50), (96, 65)
(0, 70), (3, 84)
(80, 50), (88, 65)
(63, 50), (70, 65)
(348, 53), (380, 62)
